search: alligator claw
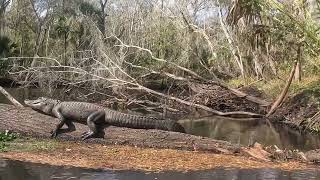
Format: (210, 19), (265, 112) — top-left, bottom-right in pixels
(81, 131), (89, 136)
(81, 131), (95, 140)
(50, 130), (58, 138)
(81, 131), (90, 137)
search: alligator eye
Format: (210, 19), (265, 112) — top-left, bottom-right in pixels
(32, 100), (42, 104)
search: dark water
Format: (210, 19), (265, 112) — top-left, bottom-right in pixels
(180, 117), (320, 151)
(0, 87), (109, 104)
(0, 87), (66, 105)
(1, 88), (320, 151)
(1, 158), (320, 180)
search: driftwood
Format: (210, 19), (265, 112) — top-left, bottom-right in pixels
(0, 104), (242, 154)
(0, 86), (24, 107)
(139, 85), (264, 118)
(266, 60), (298, 117)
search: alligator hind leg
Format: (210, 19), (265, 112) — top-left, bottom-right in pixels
(81, 110), (105, 140)
(65, 120), (76, 132)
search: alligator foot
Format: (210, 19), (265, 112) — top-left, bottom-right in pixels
(50, 130), (59, 138)
(81, 131), (97, 140)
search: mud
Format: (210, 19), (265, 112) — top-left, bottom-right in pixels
(270, 91), (319, 131)
(0, 140), (316, 172)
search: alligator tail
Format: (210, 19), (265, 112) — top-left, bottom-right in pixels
(104, 109), (185, 133)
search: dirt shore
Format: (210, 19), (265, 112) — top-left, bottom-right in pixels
(0, 139), (316, 172)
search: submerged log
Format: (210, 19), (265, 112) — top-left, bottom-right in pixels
(0, 103), (243, 154)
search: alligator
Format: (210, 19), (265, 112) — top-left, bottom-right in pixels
(24, 97), (185, 140)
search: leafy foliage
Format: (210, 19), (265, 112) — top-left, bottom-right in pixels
(0, 130), (18, 152)
(0, 36), (17, 57)
(79, 1), (100, 16)
(0, 36), (18, 75)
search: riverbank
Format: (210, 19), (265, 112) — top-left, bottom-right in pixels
(269, 79), (320, 132)
(0, 138), (316, 172)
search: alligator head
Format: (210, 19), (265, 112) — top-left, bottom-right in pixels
(24, 97), (60, 116)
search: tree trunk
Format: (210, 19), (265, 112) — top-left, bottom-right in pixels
(218, 7), (244, 77)
(294, 45), (302, 82)
(99, 0), (108, 36)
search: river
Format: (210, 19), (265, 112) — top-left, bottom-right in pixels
(1, 159), (320, 180)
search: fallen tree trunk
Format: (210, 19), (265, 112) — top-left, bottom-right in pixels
(0, 104), (241, 154)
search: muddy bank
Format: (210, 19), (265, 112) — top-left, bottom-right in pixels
(265, 85), (320, 163)
(0, 140), (316, 172)
(270, 88), (320, 132)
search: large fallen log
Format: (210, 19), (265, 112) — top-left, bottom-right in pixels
(0, 103), (242, 154)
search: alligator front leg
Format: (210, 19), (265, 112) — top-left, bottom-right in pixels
(51, 107), (67, 138)
(51, 119), (66, 138)
(81, 110), (105, 140)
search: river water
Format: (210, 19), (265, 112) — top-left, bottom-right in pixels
(179, 117), (320, 151)
(1, 159), (320, 180)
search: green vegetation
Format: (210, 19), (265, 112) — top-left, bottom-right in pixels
(298, 79), (320, 105)
(6, 139), (59, 152)
(0, 131), (18, 152)
(0, 36), (18, 75)
(0, 131), (59, 152)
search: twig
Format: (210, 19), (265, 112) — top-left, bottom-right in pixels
(109, 35), (205, 80)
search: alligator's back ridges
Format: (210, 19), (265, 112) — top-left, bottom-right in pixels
(104, 108), (185, 133)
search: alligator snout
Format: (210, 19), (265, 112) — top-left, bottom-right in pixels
(24, 99), (32, 105)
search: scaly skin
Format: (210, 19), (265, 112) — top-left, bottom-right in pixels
(24, 97), (185, 140)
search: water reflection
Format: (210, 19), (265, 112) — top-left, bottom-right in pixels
(0, 159), (319, 180)
(179, 117), (320, 151)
